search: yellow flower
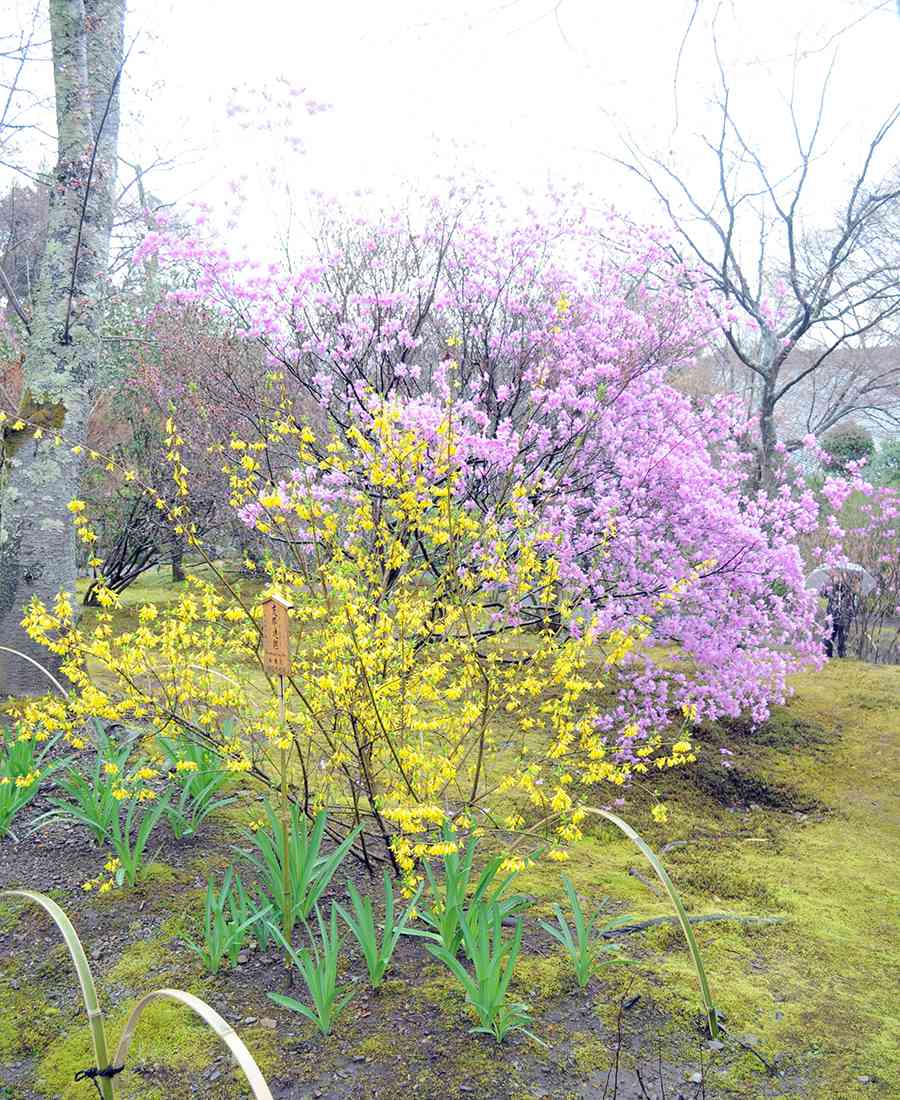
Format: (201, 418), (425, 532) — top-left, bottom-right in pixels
(550, 786), (573, 813)
(11, 409), (700, 879)
(651, 803), (668, 824)
(672, 741), (692, 755)
(67, 499), (87, 514)
(103, 762), (119, 776)
(499, 857), (526, 874)
(426, 841), (459, 858)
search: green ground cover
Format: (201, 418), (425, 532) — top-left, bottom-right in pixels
(1, 570), (897, 1099)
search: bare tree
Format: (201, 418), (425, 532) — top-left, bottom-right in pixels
(0, 182), (49, 326)
(614, 40), (900, 484)
(0, 3), (50, 165)
(0, 0), (126, 696)
(697, 338), (900, 444)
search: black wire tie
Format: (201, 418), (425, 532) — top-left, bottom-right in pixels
(74, 1064), (125, 1098)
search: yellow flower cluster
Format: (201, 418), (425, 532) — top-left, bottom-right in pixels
(17, 401), (694, 875)
(82, 857), (121, 895)
(67, 498), (98, 546)
(0, 769), (40, 789)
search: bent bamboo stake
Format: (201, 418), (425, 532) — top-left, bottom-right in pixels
(0, 647), (71, 700)
(2, 889), (115, 1100)
(4, 891), (274, 1098)
(113, 988), (274, 1100)
(582, 808), (721, 1039)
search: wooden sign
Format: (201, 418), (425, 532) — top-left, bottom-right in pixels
(261, 593), (292, 676)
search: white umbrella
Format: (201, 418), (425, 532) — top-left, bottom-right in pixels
(806, 563), (877, 596)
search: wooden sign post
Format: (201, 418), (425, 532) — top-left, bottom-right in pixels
(261, 592), (292, 678)
(261, 591), (293, 740)
(261, 591), (294, 945)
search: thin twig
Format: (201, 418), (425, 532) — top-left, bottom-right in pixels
(629, 866), (664, 895)
(659, 1034), (667, 1100)
(671, 0), (700, 135)
(601, 912), (782, 938)
(0, 264), (30, 331)
(733, 1035), (776, 1075)
(634, 1065), (653, 1099)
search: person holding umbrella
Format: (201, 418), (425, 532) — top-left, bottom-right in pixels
(825, 577), (853, 658)
(806, 563), (876, 659)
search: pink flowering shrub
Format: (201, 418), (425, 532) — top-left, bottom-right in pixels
(134, 192), (830, 753)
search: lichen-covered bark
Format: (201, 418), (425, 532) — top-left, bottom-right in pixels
(0, 0), (125, 696)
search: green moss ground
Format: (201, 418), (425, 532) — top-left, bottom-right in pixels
(524, 659), (900, 1100)
(36, 999), (216, 1100)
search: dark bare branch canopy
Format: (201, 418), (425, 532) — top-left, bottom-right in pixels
(613, 19), (900, 484)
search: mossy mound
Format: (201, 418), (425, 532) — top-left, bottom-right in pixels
(606, 661), (900, 1099)
(36, 998), (219, 1100)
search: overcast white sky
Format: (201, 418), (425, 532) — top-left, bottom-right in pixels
(4, 0), (900, 253)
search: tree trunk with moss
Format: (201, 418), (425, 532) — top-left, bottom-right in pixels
(0, 0), (126, 697)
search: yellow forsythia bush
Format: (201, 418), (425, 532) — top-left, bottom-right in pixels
(15, 404), (693, 874)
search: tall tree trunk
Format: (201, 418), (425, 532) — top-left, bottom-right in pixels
(0, 0), (126, 697)
(170, 536), (185, 583)
(757, 385), (778, 488)
(754, 329), (780, 490)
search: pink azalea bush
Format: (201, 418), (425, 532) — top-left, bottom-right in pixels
(134, 191), (833, 756)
